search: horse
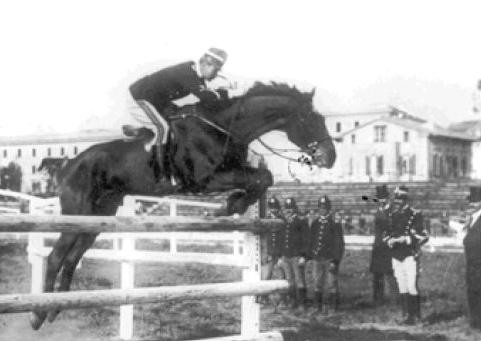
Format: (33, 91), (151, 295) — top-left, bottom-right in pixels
(30, 82), (336, 329)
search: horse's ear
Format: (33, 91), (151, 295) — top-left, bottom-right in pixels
(310, 87), (316, 99)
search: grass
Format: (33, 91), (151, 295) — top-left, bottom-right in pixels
(0, 240), (480, 341)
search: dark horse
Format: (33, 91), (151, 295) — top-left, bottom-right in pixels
(30, 82), (336, 329)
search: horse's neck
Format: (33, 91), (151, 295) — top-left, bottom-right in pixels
(220, 97), (292, 143)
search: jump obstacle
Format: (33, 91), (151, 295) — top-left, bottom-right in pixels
(0, 193), (288, 341)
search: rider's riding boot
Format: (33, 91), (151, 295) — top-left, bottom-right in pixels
(400, 293), (409, 320)
(403, 295), (416, 325)
(152, 145), (176, 193)
(414, 294), (421, 322)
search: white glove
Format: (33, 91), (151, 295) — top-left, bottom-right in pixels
(298, 257), (306, 266)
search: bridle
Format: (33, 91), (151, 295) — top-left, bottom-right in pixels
(170, 102), (329, 166)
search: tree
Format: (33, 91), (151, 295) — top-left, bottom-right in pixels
(0, 162), (23, 191)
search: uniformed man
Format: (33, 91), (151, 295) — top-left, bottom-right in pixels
(260, 196), (287, 306)
(370, 185), (398, 305)
(278, 197), (310, 309)
(309, 195), (339, 314)
(127, 47), (231, 185)
(384, 186), (429, 325)
(463, 186), (481, 330)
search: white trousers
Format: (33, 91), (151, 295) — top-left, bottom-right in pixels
(392, 256), (418, 295)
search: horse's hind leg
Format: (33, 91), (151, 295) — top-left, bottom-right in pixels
(30, 233), (79, 330)
(47, 233), (98, 323)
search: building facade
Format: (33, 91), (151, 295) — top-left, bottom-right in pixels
(0, 130), (122, 193)
(333, 115), (473, 182)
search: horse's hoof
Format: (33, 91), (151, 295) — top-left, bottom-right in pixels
(30, 311), (47, 330)
(47, 310), (60, 323)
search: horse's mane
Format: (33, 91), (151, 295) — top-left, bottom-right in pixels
(241, 82), (311, 103)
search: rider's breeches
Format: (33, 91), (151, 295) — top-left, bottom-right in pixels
(392, 256), (418, 295)
(311, 259), (337, 295)
(279, 256), (306, 289)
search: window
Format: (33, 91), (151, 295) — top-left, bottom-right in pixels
(32, 148), (36, 157)
(401, 158), (407, 175)
(452, 156), (458, 177)
(374, 125), (386, 142)
(32, 166), (36, 174)
(365, 156), (371, 175)
(47, 147), (52, 156)
(432, 154), (438, 177)
(351, 134), (356, 144)
(440, 156), (445, 177)
(17, 149), (22, 158)
(404, 131), (409, 142)
(2, 150), (6, 158)
(60, 147), (65, 156)
(409, 155), (416, 175)
(462, 157), (467, 177)
(336, 122), (341, 132)
(348, 158), (353, 175)
(74, 146), (78, 155)
(376, 155), (384, 175)
(354, 121), (359, 127)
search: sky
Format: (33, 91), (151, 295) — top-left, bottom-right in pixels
(0, 0), (480, 136)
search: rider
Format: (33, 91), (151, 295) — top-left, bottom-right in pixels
(127, 47), (231, 185)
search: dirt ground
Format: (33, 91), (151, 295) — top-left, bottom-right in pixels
(1, 240), (481, 341)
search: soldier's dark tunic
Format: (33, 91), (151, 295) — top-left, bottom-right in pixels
(389, 206), (425, 261)
(129, 61), (228, 114)
(464, 215), (481, 329)
(266, 213), (285, 258)
(370, 205), (394, 274)
(309, 215), (336, 261)
(283, 214), (310, 258)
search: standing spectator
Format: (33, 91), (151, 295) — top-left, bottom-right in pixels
(278, 197), (310, 309)
(370, 185), (398, 305)
(260, 196), (286, 306)
(309, 195), (338, 314)
(385, 186), (429, 325)
(463, 186), (481, 330)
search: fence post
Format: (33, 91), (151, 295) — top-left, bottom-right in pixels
(240, 232), (261, 337)
(119, 196), (136, 340)
(28, 198), (47, 294)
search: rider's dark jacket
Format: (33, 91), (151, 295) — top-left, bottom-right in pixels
(129, 61), (229, 114)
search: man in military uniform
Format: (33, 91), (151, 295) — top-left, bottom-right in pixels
(127, 47), (231, 185)
(384, 186), (429, 325)
(260, 196), (287, 306)
(278, 197), (310, 309)
(370, 185), (398, 305)
(463, 186), (481, 330)
(309, 195), (339, 314)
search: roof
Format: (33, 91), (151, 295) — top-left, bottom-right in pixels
(337, 116), (476, 141)
(448, 120), (481, 139)
(0, 129), (123, 146)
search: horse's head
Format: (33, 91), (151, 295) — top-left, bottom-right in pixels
(234, 82), (336, 169)
(283, 88), (336, 168)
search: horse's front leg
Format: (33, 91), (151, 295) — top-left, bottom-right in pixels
(204, 166), (273, 215)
